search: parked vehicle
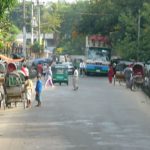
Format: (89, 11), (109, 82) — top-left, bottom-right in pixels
(62, 62), (74, 75)
(52, 64), (68, 85)
(131, 63), (145, 90)
(32, 58), (52, 69)
(4, 70), (25, 108)
(114, 61), (132, 85)
(143, 62), (150, 97)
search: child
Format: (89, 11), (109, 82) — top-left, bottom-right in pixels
(35, 75), (43, 107)
(24, 76), (33, 108)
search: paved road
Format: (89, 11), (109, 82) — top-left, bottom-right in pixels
(0, 76), (150, 150)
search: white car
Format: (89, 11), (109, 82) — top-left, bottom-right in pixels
(62, 62), (74, 74)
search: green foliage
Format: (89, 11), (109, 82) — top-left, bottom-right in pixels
(7, 0), (150, 60)
(55, 1), (87, 54)
(0, 0), (19, 53)
(57, 34), (85, 55)
(0, 0), (17, 18)
(78, 0), (119, 35)
(0, 14), (20, 52)
(10, 1), (62, 33)
(9, 1), (32, 32)
(40, 3), (61, 33)
(77, 0), (150, 61)
(31, 41), (43, 53)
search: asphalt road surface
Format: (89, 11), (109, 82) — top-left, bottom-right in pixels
(0, 76), (150, 150)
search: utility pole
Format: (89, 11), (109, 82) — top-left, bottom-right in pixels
(31, 1), (34, 45)
(23, 0), (26, 58)
(37, 0), (41, 44)
(137, 9), (141, 61)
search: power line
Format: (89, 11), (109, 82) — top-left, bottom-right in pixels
(56, 11), (112, 16)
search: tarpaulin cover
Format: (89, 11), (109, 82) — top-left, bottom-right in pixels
(0, 54), (24, 63)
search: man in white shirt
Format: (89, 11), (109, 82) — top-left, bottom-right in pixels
(72, 66), (79, 90)
(79, 61), (86, 77)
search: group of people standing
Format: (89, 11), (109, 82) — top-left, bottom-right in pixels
(107, 63), (133, 89)
(21, 64), (42, 108)
(22, 60), (123, 109)
(35, 63), (55, 107)
(20, 60), (87, 108)
(37, 62), (54, 88)
(21, 62), (54, 108)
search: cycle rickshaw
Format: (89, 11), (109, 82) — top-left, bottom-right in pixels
(4, 63), (25, 108)
(131, 63), (145, 90)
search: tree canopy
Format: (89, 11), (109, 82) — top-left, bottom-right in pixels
(0, 0), (19, 53)
(7, 0), (150, 60)
(0, 0), (17, 18)
(75, 0), (150, 61)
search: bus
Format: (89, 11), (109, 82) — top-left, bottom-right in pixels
(85, 35), (111, 75)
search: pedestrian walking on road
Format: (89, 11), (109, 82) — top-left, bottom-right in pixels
(24, 76), (33, 108)
(79, 60), (86, 77)
(124, 66), (133, 88)
(37, 63), (43, 76)
(72, 66), (79, 90)
(45, 65), (54, 88)
(108, 65), (114, 84)
(35, 75), (42, 107)
(42, 63), (47, 79)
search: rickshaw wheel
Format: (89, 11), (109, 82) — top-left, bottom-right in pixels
(6, 101), (11, 108)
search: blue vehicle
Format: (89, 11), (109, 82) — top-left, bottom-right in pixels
(85, 35), (111, 75)
(32, 58), (52, 69)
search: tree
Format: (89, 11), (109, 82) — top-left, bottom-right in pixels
(0, 14), (20, 54)
(55, 1), (87, 54)
(0, 0), (17, 18)
(77, 0), (119, 35)
(10, 1), (32, 32)
(111, 11), (138, 59)
(31, 41), (43, 54)
(40, 3), (61, 49)
(77, 0), (150, 60)
(140, 2), (150, 61)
